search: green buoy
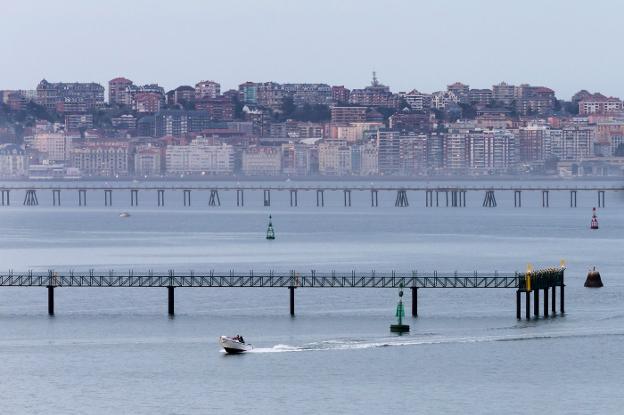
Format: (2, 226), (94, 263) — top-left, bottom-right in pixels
(390, 283), (409, 333)
(266, 215), (275, 240)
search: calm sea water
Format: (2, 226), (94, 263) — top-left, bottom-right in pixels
(1, 180), (623, 414)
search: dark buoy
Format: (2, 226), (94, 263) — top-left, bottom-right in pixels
(590, 207), (599, 230)
(266, 215), (275, 240)
(584, 266), (603, 287)
(390, 284), (410, 333)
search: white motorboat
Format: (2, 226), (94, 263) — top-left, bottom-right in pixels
(219, 335), (252, 354)
(119, 212), (131, 218)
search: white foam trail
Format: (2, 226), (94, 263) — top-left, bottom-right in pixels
(248, 328), (624, 354)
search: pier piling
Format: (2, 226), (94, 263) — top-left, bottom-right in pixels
(78, 189), (87, 206)
(289, 190), (298, 207)
(514, 190), (522, 208)
(289, 286), (295, 316)
(395, 190), (409, 207)
(263, 190), (271, 206)
(23, 189), (38, 206)
(525, 291), (530, 319)
(184, 190), (191, 207)
(209, 190), (221, 206)
(411, 287), (418, 317)
(130, 189), (139, 207)
(47, 286), (54, 316)
(570, 191), (577, 208)
(235, 189), (243, 207)
(598, 190), (605, 208)
(370, 190), (378, 207)
(1, 190), (9, 206)
(157, 189), (165, 207)
(544, 287), (549, 317)
(316, 190), (324, 207)
(167, 286), (175, 316)
(542, 190), (549, 208)
(483, 190), (497, 207)
(104, 189), (113, 206)
(560, 284), (565, 314)
(534, 288), (539, 317)
(552, 285), (556, 313)
(343, 189), (351, 207)
(516, 290), (521, 319)
(52, 189), (61, 206)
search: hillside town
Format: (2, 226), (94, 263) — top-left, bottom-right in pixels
(1, 73), (623, 179)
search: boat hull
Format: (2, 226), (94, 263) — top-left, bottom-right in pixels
(219, 336), (252, 354)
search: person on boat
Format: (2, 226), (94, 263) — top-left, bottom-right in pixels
(239, 336), (245, 344)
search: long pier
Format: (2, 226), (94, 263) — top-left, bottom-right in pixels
(0, 268), (564, 319)
(1, 185), (619, 208)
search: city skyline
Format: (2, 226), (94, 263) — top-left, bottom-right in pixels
(2, 0), (622, 99)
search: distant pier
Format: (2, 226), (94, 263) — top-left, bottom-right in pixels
(0, 185), (618, 208)
(0, 267), (565, 319)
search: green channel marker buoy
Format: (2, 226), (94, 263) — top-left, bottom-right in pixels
(266, 215), (275, 240)
(390, 283), (409, 333)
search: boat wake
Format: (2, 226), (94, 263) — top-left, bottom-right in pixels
(249, 328), (624, 354)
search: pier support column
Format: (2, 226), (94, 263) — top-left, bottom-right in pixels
(534, 288), (539, 317)
(560, 284), (565, 314)
(425, 190), (433, 207)
(184, 190), (191, 207)
(514, 190), (522, 208)
(395, 190), (409, 207)
(209, 190), (221, 207)
(78, 189), (87, 206)
(343, 189), (351, 207)
(570, 191), (577, 208)
(263, 190), (271, 207)
(542, 190), (549, 208)
(516, 290), (521, 319)
(316, 190), (324, 207)
(23, 189), (39, 206)
(104, 189), (113, 206)
(130, 189), (139, 206)
(289, 190), (298, 207)
(1, 189), (9, 206)
(411, 287), (418, 317)
(235, 189), (243, 207)
(552, 285), (556, 314)
(482, 190), (497, 207)
(370, 190), (378, 207)
(52, 189), (61, 206)
(167, 286), (175, 316)
(47, 286), (55, 316)
(525, 291), (530, 320)
(544, 287), (549, 317)
(157, 189), (165, 207)
(289, 286), (295, 316)
(598, 190), (605, 208)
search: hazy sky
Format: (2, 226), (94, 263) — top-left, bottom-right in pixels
(0, 0), (620, 99)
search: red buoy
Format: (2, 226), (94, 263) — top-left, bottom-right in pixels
(590, 207), (599, 230)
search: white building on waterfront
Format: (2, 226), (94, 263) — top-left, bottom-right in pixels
(32, 132), (74, 162)
(242, 147), (281, 175)
(0, 144), (28, 177)
(166, 138), (234, 174)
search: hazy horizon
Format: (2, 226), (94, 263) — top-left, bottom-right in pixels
(1, 0), (620, 99)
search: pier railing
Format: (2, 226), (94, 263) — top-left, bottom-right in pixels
(1, 270), (523, 288)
